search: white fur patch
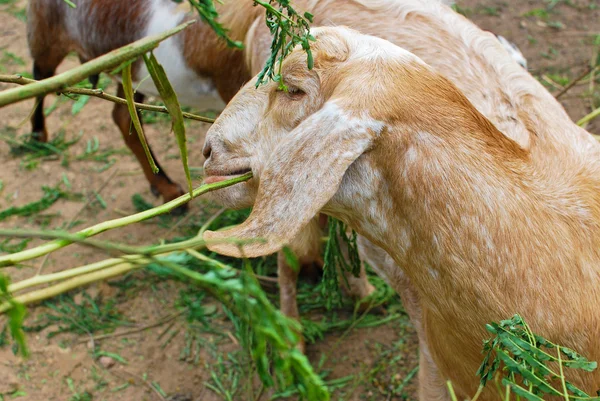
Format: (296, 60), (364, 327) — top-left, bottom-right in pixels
(496, 35), (528, 70)
(135, 0), (218, 105)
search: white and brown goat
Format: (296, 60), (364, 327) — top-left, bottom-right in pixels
(26, 0), (525, 208)
(27, 0), (530, 352)
(201, 27), (600, 400)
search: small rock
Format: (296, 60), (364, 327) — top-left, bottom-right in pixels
(98, 356), (116, 369)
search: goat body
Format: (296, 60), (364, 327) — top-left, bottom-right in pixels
(201, 26), (600, 400)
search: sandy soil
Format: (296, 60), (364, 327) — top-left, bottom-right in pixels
(0, 0), (599, 400)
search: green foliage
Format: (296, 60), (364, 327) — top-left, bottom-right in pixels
(131, 193), (154, 212)
(68, 75), (111, 116)
(43, 76), (110, 117)
(122, 62), (159, 173)
(184, 0), (243, 49)
(0, 50), (25, 74)
(75, 137), (128, 172)
(282, 246), (300, 272)
(523, 8), (551, 19)
(66, 378), (93, 401)
(0, 182), (81, 222)
(0, 238), (31, 254)
(141, 100), (194, 125)
(146, 252), (330, 400)
(143, 52), (193, 194)
(28, 292), (130, 338)
(0, 274), (27, 356)
(321, 218), (362, 309)
(478, 314), (599, 400)
(451, 3), (473, 17)
(3, 128), (82, 170)
(62, 0), (76, 8)
(254, 0), (315, 89)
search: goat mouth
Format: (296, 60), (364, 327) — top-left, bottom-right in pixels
(203, 168), (252, 184)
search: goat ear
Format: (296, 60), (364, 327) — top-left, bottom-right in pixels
(203, 103), (381, 258)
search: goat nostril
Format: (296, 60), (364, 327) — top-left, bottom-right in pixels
(202, 141), (212, 159)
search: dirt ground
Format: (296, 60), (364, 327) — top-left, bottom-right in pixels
(0, 1), (599, 400)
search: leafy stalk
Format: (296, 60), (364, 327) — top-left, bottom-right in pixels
(253, 0), (315, 89)
(186, 0), (244, 49)
(478, 314), (599, 400)
(143, 53), (193, 195)
(122, 63), (159, 173)
(0, 173), (253, 267)
(321, 218), (362, 309)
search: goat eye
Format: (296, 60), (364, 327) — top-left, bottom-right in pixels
(284, 86), (305, 99)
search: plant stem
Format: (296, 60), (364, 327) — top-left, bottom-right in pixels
(9, 255), (139, 293)
(555, 66), (593, 99)
(0, 259), (147, 313)
(446, 381), (459, 401)
(579, 106), (600, 126)
(0, 172), (252, 267)
(0, 21), (195, 107)
(0, 75), (215, 123)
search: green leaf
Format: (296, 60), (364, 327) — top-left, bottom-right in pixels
(95, 350), (128, 365)
(281, 247), (300, 272)
(188, 0), (243, 49)
(122, 62), (159, 174)
(496, 349), (561, 396)
(502, 380), (544, 401)
(71, 95), (90, 115)
(0, 274), (28, 356)
(0, 184), (70, 222)
(142, 53), (193, 195)
(254, 0), (314, 88)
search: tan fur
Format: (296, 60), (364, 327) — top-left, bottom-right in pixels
(201, 27), (600, 400)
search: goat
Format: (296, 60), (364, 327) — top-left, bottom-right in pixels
(200, 26), (600, 400)
(26, 0), (525, 210)
(27, 0), (528, 352)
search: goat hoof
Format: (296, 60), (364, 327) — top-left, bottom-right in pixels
(30, 130), (47, 142)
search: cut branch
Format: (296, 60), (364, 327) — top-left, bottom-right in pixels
(0, 74), (215, 124)
(579, 106), (600, 127)
(0, 172), (253, 267)
(0, 21), (195, 107)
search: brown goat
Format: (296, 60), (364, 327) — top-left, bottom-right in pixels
(27, 0), (530, 356)
(202, 26), (600, 400)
